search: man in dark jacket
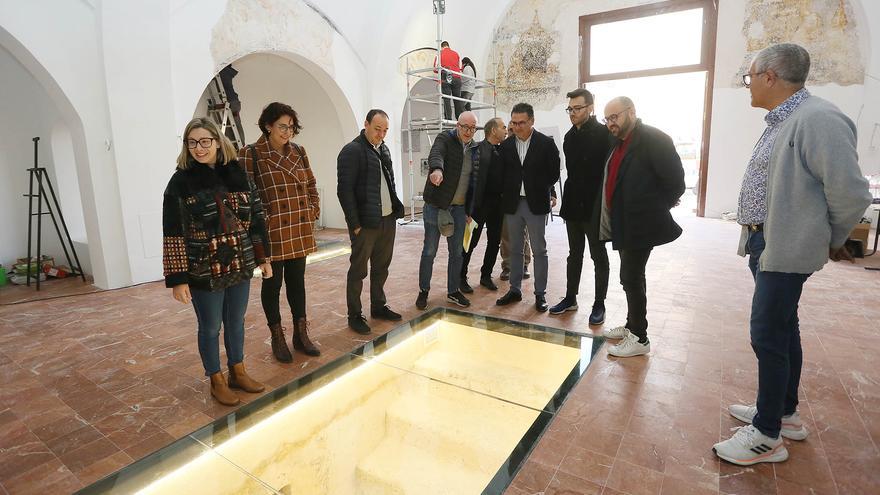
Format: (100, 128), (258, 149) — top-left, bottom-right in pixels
(416, 111), (479, 310)
(460, 117), (507, 292)
(549, 89), (612, 325)
(599, 97), (685, 357)
(337, 109), (405, 335)
(496, 102), (561, 312)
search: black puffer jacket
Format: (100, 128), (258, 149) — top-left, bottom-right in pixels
(423, 130), (477, 210)
(337, 131), (405, 230)
(560, 116), (612, 222)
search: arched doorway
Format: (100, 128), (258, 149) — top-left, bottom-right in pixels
(191, 52), (358, 230)
(0, 32), (91, 282)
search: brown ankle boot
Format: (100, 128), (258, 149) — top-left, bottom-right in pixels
(209, 372), (240, 406)
(227, 362), (265, 393)
(292, 317), (321, 356)
(268, 323), (293, 363)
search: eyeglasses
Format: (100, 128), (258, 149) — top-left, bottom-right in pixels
(457, 124), (477, 133)
(741, 71), (767, 88)
(275, 123), (296, 134)
(509, 120), (529, 127)
(602, 108), (631, 125)
(185, 137), (216, 149)
(565, 105), (589, 114)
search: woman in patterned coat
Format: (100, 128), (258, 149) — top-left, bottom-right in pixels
(162, 117), (270, 406)
(238, 102), (321, 363)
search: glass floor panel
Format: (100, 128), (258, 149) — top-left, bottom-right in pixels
(77, 308), (604, 495)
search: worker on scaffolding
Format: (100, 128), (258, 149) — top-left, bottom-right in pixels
(433, 41), (463, 121)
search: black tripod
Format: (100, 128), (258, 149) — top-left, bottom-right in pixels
(24, 137), (86, 290)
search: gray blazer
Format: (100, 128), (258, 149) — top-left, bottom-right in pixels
(737, 94), (872, 274)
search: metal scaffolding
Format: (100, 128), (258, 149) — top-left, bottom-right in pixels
(401, 0), (497, 223)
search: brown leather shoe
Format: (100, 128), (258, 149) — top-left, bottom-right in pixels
(292, 317), (321, 356)
(268, 323), (293, 363)
(227, 362), (265, 393)
(209, 372), (240, 406)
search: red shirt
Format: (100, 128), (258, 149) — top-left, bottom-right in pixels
(434, 47), (461, 79)
(605, 134), (632, 209)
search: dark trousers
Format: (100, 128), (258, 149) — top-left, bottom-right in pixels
(347, 214), (397, 317)
(441, 77), (462, 121)
(618, 248), (652, 341)
(564, 219), (610, 302)
(191, 280), (249, 376)
(746, 231), (810, 439)
(461, 200), (504, 280)
(261, 257), (307, 324)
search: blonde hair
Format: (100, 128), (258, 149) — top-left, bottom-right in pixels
(176, 117), (238, 170)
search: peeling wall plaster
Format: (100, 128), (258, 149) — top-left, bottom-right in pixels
(736, 0), (864, 86)
(210, 0), (334, 75)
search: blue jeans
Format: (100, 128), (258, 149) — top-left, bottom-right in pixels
(746, 231), (810, 438)
(419, 204), (467, 294)
(190, 280), (250, 376)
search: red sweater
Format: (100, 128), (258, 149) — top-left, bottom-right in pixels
(434, 47), (461, 79)
(605, 134), (632, 209)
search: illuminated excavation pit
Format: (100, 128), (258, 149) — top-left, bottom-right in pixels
(78, 309), (602, 495)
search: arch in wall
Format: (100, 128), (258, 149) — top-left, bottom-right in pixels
(190, 51), (359, 229)
(0, 25), (93, 275)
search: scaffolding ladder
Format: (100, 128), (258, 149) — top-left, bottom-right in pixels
(206, 74), (244, 149)
(401, 0), (498, 223)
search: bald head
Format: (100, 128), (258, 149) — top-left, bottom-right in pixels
(604, 96), (637, 139)
(456, 111), (478, 143)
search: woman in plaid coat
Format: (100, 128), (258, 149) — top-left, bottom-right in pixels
(238, 102), (321, 363)
(163, 118), (270, 406)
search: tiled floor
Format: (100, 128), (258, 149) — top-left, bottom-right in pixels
(0, 215), (877, 494)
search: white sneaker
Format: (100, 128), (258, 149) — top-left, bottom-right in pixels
(713, 425), (788, 466)
(608, 332), (650, 358)
(728, 404), (809, 440)
(603, 325), (629, 339)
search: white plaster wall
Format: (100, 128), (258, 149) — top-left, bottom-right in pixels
(0, 45), (67, 269)
(0, 0), (131, 289)
(212, 53), (351, 228)
(101, 1), (180, 283)
(704, 0), (878, 218)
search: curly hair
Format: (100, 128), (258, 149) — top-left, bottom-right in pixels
(257, 102), (302, 137)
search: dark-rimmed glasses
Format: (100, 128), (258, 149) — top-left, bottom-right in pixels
(185, 137), (216, 149)
(602, 108), (631, 125)
(565, 105), (589, 115)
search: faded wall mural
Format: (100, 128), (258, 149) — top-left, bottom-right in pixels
(210, 0), (334, 75)
(492, 6), (564, 110)
(737, 0), (864, 85)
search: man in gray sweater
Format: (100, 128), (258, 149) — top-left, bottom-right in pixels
(714, 43), (871, 466)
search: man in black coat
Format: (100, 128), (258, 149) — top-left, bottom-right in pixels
(416, 111), (479, 310)
(337, 109), (405, 335)
(495, 102), (561, 312)
(598, 97), (685, 358)
(550, 88), (612, 325)
(460, 116), (507, 292)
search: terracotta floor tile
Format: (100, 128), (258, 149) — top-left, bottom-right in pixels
(660, 475), (719, 495)
(0, 457), (82, 495)
(616, 432), (669, 474)
(718, 461), (777, 495)
(605, 458), (664, 495)
(557, 445), (614, 486)
(57, 437), (119, 476)
(510, 460), (555, 492)
(0, 220), (877, 493)
(545, 469), (603, 495)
